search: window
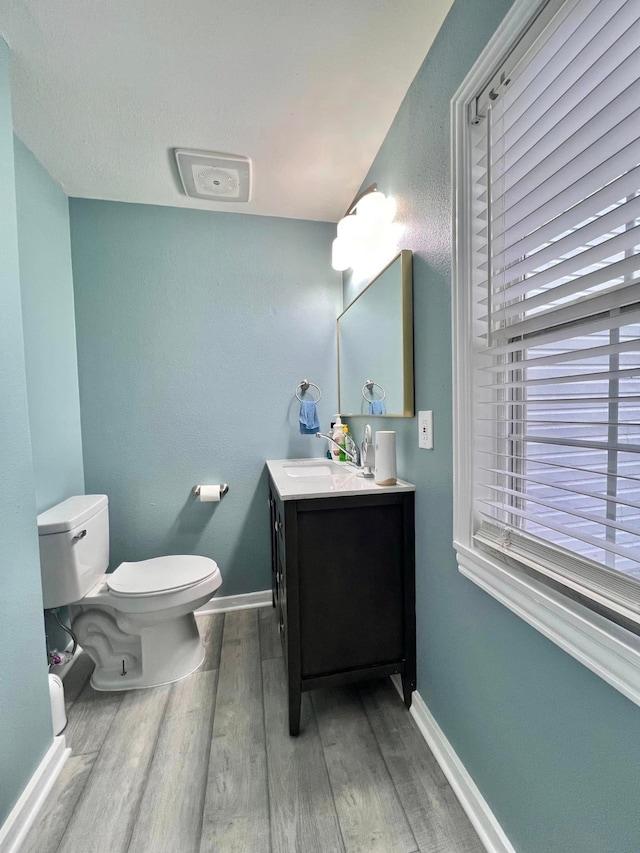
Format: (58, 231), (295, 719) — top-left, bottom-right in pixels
(453, 0), (640, 703)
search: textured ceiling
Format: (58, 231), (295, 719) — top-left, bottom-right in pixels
(1, 0), (453, 222)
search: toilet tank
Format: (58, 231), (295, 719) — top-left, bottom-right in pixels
(37, 495), (110, 609)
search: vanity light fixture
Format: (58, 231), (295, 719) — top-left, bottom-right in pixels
(331, 184), (396, 272)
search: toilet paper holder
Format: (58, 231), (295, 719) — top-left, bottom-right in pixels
(192, 484), (229, 498)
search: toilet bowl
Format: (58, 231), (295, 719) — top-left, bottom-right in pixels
(37, 495), (222, 691)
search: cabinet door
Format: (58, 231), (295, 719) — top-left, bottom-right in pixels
(296, 499), (405, 677)
(269, 492), (277, 607)
(272, 495), (288, 662)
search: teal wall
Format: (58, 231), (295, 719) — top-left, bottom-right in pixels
(14, 137), (85, 655)
(0, 40), (52, 826)
(14, 138), (84, 514)
(353, 1), (640, 851)
(70, 199), (339, 595)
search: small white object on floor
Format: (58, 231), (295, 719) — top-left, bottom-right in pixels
(48, 674), (67, 736)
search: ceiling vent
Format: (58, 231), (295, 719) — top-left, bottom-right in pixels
(174, 149), (251, 202)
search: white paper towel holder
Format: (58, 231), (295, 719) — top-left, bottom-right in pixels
(192, 484), (229, 498)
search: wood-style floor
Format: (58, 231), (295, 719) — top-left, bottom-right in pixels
(23, 608), (483, 853)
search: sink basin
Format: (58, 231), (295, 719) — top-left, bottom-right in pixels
(282, 461), (335, 478)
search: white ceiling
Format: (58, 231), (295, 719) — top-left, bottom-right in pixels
(1, 0), (453, 222)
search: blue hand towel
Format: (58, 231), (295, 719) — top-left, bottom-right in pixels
(299, 400), (320, 435)
(369, 399), (386, 415)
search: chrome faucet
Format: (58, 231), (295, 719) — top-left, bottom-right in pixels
(316, 426), (375, 477)
(315, 432), (359, 466)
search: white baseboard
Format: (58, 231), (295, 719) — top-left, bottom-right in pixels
(196, 589), (271, 615)
(391, 675), (515, 853)
(0, 735), (70, 853)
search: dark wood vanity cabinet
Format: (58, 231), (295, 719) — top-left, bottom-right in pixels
(269, 486), (416, 736)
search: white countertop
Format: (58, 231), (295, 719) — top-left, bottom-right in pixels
(266, 458), (416, 501)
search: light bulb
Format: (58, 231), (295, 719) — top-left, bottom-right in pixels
(331, 237), (351, 271)
(355, 191), (387, 223)
(337, 214), (363, 241)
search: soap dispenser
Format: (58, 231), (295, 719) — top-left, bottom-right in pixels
(339, 425), (350, 461)
(330, 416), (344, 460)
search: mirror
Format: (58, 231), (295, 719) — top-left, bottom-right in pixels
(337, 250), (413, 417)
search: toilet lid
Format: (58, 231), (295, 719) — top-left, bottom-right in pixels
(108, 555), (219, 596)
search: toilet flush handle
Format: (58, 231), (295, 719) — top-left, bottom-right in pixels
(73, 529), (87, 541)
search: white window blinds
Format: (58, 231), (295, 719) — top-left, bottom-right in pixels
(471, 0), (640, 624)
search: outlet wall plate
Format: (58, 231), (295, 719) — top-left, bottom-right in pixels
(418, 410), (433, 449)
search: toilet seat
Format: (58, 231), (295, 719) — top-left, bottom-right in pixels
(108, 555), (219, 597)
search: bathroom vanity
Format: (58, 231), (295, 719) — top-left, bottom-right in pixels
(266, 458), (416, 736)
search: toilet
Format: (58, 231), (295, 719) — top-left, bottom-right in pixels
(37, 494), (222, 691)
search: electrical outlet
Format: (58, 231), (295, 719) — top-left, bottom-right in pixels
(418, 410), (433, 449)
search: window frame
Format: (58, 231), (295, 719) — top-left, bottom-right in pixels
(451, 0), (640, 706)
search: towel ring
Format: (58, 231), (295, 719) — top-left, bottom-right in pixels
(296, 379), (322, 403)
(362, 379), (386, 402)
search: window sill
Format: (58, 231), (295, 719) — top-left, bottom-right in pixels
(454, 540), (640, 708)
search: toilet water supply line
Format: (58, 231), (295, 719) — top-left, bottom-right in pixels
(48, 608), (79, 667)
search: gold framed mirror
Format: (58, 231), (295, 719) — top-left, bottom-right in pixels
(337, 250), (413, 417)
